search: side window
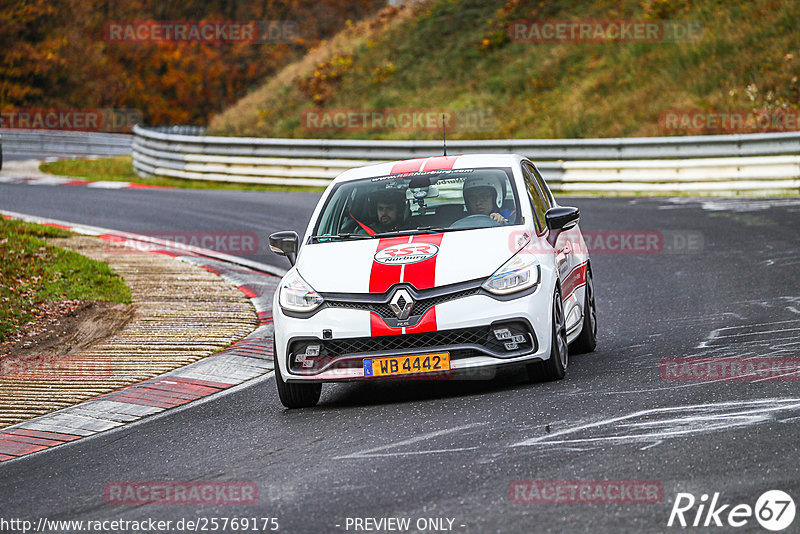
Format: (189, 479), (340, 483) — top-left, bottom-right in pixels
(521, 164), (548, 233)
(527, 163), (554, 209)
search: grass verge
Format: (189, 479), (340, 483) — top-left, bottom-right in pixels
(0, 217), (131, 342)
(39, 157), (326, 192)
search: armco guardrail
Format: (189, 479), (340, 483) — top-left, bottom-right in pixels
(131, 126), (800, 192)
(1, 129), (132, 159)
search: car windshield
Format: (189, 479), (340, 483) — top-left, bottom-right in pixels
(311, 167), (520, 241)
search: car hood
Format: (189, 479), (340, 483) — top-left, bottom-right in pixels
(295, 226), (531, 294)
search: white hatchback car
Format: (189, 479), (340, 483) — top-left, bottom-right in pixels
(269, 154), (596, 408)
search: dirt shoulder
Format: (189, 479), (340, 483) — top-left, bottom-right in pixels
(1, 301), (135, 360)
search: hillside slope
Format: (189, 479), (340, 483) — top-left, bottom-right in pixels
(208, 0), (800, 140)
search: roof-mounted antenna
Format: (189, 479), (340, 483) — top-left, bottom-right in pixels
(442, 113), (447, 156)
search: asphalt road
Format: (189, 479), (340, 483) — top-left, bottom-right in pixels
(0, 184), (319, 270)
(2, 183), (800, 533)
(3, 153), (34, 162)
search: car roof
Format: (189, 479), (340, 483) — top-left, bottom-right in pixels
(332, 153), (526, 184)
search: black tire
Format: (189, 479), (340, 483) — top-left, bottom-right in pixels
(569, 264), (597, 354)
(274, 344), (321, 409)
(527, 288), (568, 382)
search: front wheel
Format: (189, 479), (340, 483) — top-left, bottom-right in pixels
(274, 344), (321, 408)
(527, 288), (568, 382)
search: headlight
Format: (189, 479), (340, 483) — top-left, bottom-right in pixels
(482, 253), (540, 295)
(279, 270), (324, 312)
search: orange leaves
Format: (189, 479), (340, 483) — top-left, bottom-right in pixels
(295, 55), (353, 105)
(1, 0), (383, 127)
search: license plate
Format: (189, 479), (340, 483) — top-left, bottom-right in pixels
(364, 352), (450, 377)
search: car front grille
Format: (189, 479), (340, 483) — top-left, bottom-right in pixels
(326, 287), (482, 319)
(288, 321), (537, 374)
(324, 326), (491, 356)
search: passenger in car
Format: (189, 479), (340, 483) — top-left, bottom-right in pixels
(463, 176), (509, 224)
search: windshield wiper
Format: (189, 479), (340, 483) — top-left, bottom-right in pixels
(371, 226), (463, 238)
(310, 233), (374, 243)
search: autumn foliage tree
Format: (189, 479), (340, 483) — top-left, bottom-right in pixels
(0, 0), (385, 128)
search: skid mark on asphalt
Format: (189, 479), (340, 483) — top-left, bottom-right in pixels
(511, 398), (800, 451)
(760, 251), (800, 268)
(697, 318), (800, 349)
(335, 399), (800, 458)
(658, 311), (746, 325)
(694, 318), (800, 364)
(333, 423), (487, 459)
(563, 380), (739, 397)
(682, 299), (800, 366)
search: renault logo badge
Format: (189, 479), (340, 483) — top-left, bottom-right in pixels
(389, 289), (414, 320)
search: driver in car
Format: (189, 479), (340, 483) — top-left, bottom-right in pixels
(375, 191), (403, 232)
(463, 176), (509, 224)
(352, 188), (408, 234)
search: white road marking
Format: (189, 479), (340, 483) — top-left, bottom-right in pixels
(334, 422), (487, 459)
(341, 447), (481, 458)
(511, 398), (800, 450)
(697, 318), (800, 348)
(639, 440), (663, 451)
(711, 326), (800, 339)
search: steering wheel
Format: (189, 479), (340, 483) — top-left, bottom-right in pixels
(449, 214), (501, 229)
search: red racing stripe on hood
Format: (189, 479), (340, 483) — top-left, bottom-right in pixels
(369, 236), (409, 293)
(368, 234), (444, 336)
(402, 234), (444, 290)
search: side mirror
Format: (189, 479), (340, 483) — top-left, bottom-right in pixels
(545, 206), (580, 247)
(269, 231), (299, 266)
(546, 206), (580, 231)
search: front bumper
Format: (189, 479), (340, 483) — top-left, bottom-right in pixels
(274, 284), (554, 383)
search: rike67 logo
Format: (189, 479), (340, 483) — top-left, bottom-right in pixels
(668, 490), (795, 531)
